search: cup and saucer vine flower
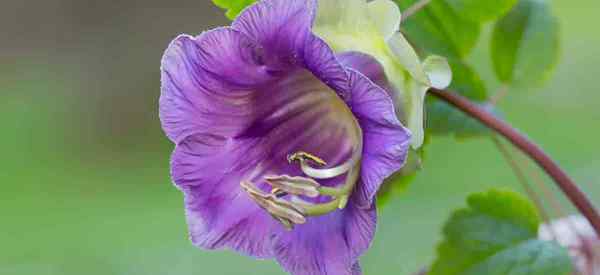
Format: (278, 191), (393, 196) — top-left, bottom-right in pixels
(159, 0), (411, 274)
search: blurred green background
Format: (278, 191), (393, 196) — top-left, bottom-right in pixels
(1, 1), (598, 274)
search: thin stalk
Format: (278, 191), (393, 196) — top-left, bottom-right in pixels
(490, 86), (583, 239)
(489, 85), (509, 106)
(520, 154), (589, 244)
(523, 155), (569, 218)
(401, 0), (431, 22)
(491, 136), (563, 242)
(429, 88), (600, 236)
(491, 136), (553, 224)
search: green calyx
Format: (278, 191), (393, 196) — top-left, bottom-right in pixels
(314, 0), (452, 148)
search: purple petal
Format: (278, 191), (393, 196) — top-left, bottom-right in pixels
(233, 0), (349, 96)
(303, 34), (350, 98)
(166, 55), (363, 259)
(159, 29), (272, 143)
(272, 197), (376, 275)
(172, 134), (279, 258)
(345, 67), (411, 207)
(232, 0), (317, 69)
(351, 262), (363, 275)
(338, 51), (392, 96)
(161, 0), (410, 269)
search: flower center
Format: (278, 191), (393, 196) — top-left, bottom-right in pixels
(241, 121), (363, 230)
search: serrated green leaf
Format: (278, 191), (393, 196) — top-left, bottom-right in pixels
(430, 189), (572, 275)
(395, 0), (481, 59)
(464, 240), (573, 275)
(445, 0), (518, 23)
(212, 0), (256, 20)
(491, 0), (560, 88)
(426, 60), (490, 138)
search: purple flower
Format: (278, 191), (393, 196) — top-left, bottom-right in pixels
(159, 0), (411, 274)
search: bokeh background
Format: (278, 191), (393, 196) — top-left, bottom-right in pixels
(1, 0), (598, 274)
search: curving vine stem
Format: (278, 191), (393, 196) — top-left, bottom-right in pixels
(429, 88), (600, 236)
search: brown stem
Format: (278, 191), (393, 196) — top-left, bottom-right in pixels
(429, 88), (600, 236)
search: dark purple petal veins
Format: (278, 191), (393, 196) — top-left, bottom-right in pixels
(160, 29), (271, 143)
(272, 197), (376, 275)
(232, 0), (317, 70)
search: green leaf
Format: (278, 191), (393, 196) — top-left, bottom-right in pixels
(491, 0), (560, 88)
(426, 99), (492, 138)
(464, 240), (573, 275)
(426, 60), (490, 138)
(212, 0), (256, 20)
(376, 170), (416, 207)
(445, 0), (518, 22)
(430, 189), (573, 275)
(446, 59), (487, 101)
(395, 0), (481, 59)
(377, 147), (424, 206)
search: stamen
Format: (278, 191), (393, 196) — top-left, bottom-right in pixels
(288, 119), (364, 206)
(241, 181), (307, 228)
(291, 196), (342, 217)
(241, 180), (270, 199)
(273, 216), (294, 230)
(243, 117), (365, 229)
(338, 195), (349, 209)
(265, 175), (320, 198)
(271, 188), (287, 197)
(262, 197), (306, 225)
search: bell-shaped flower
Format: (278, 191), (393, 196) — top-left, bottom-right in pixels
(314, 0), (452, 148)
(159, 0), (411, 274)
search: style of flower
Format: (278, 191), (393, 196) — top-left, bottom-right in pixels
(314, 0), (452, 148)
(159, 0), (411, 274)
